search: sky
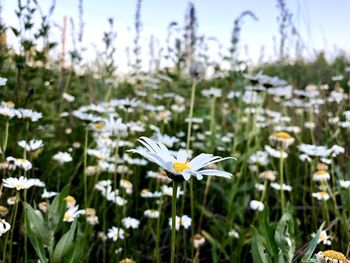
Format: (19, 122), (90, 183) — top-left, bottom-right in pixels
(1, 0), (350, 71)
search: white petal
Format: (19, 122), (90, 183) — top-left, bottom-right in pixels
(176, 149), (188, 163)
(197, 169), (232, 179)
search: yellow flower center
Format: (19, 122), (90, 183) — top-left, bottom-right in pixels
(64, 214), (72, 221)
(15, 183), (24, 190)
(319, 192), (328, 197)
(273, 131), (292, 139)
(322, 250), (347, 261)
(7, 101), (14, 108)
(315, 170), (328, 176)
(173, 162), (191, 173)
(94, 122), (105, 129)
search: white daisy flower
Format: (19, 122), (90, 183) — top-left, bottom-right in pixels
(53, 151), (73, 165)
(249, 200), (264, 211)
(18, 139), (44, 152)
(6, 157), (32, 171)
(121, 217), (140, 229)
(168, 215), (192, 230)
(128, 137), (234, 181)
(3, 176), (35, 190)
(0, 77), (8, 86)
(107, 226), (125, 241)
(0, 218), (11, 236)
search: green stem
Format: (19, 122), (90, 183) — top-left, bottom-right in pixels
(83, 127), (88, 211)
(2, 119), (9, 160)
(279, 150), (285, 214)
(170, 182), (178, 263)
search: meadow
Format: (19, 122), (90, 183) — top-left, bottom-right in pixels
(1, 0), (350, 262)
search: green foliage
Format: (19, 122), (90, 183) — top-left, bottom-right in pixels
(251, 206), (296, 263)
(24, 186), (82, 263)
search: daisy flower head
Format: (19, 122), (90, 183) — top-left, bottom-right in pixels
(3, 176), (35, 190)
(0, 77), (8, 86)
(144, 209), (160, 219)
(311, 230), (332, 246)
(107, 226), (125, 241)
(249, 200), (264, 211)
(121, 217), (140, 229)
(0, 218), (11, 236)
(127, 137), (234, 182)
(168, 215), (192, 230)
(53, 151), (73, 165)
(269, 131), (295, 149)
(313, 170), (330, 182)
(6, 157), (32, 171)
(312, 191), (330, 201)
(192, 233), (206, 249)
(18, 139), (44, 152)
(316, 250), (348, 263)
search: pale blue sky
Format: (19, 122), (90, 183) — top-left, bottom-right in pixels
(2, 0), (349, 70)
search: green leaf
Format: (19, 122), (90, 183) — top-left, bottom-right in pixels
(251, 227), (273, 263)
(274, 210), (295, 263)
(48, 185), (70, 232)
(24, 203), (51, 247)
(53, 220), (78, 263)
(27, 227), (48, 263)
(66, 224), (84, 263)
(301, 222), (325, 263)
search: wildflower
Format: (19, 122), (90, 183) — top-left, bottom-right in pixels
(161, 185), (183, 198)
(339, 180), (350, 189)
(53, 151), (73, 165)
(62, 92), (75, 102)
(119, 258), (136, 263)
(313, 170), (330, 181)
(144, 209), (160, 219)
(168, 215), (192, 230)
(316, 250), (348, 263)
(63, 206), (81, 222)
(189, 62), (205, 82)
(121, 217), (140, 229)
(311, 230), (332, 246)
(87, 214), (99, 225)
(255, 183), (265, 191)
(0, 206), (8, 217)
(269, 131), (295, 149)
(16, 108), (42, 122)
(107, 227), (125, 241)
(192, 233), (206, 249)
(0, 218), (11, 236)
(316, 163), (328, 171)
(249, 200), (264, 211)
(271, 182), (292, 192)
(6, 157), (32, 171)
(39, 202), (48, 213)
(0, 103), (17, 118)
(248, 151), (269, 166)
(298, 144), (331, 157)
(0, 77), (7, 86)
(259, 170), (276, 181)
(65, 195), (76, 208)
(228, 229), (240, 239)
(140, 189), (162, 198)
(3, 176), (35, 190)
(7, 196), (18, 205)
(120, 179), (133, 195)
(264, 145), (288, 159)
(201, 87), (222, 98)
(312, 192), (330, 201)
(299, 154), (311, 163)
(41, 189), (58, 199)
(18, 139), (44, 152)
(128, 137), (234, 182)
